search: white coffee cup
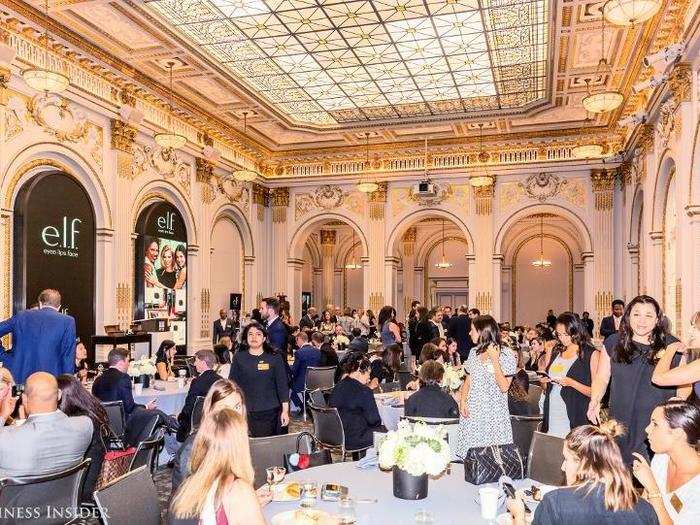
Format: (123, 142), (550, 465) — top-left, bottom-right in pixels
(479, 487), (500, 520)
(134, 383), (143, 395)
(177, 377), (185, 389)
(178, 369), (186, 377)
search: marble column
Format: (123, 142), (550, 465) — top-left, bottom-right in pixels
(492, 254), (504, 321)
(269, 187), (290, 296)
(472, 185), (494, 314)
(590, 169), (615, 330)
(320, 229), (337, 308)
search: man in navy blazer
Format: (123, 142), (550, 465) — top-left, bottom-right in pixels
(448, 305), (473, 361)
(290, 332), (322, 412)
(176, 350), (221, 441)
(260, 297), (288, 354)
(92, 347), (156, 417)
(0, 289), (76, 383)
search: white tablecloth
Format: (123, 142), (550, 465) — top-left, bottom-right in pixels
(133, 379), (189, 416)
(263, 462), (533, 524)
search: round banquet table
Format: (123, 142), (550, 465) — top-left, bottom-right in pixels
(263, 462), (534, 524)
(132, 379), (189, 416)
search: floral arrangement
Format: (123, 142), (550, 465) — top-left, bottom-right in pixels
(441, 364), (466, 391)
(127, 357), (157, 378)
(378, 421), (451, 477)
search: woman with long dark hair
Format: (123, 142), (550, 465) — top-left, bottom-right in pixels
(455, 314), (516, 459)
(57, 374), (109, 502)
(541, 312), (599, 437)
(588, 295), (688, 465)
(155, 339), (177, 380)
(229, 321), (290, 437)
(378, 305), (401, 348)
(174, 244), (187, 290)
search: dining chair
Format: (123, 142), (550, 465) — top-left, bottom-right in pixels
(93, 466), (160, 525)
(128, 428), (164, 475)
(303, 366), (336, 420)
(101, 400), (126, 450)
(249, 432), (313, 489)
(510, 414), (543, 467)
(307, 404), (370, 461)
(527, 431), (566, 486)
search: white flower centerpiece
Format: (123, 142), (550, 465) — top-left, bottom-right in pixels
(128, 356), (157, 388)
(378, 421), (451, 500)
(441, 364), (466, 392)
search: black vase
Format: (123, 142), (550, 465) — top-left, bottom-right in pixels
(392, 466), (428, 500)
(137, 374), (151, 389)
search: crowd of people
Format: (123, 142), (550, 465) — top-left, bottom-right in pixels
(0, 288), (698, 524)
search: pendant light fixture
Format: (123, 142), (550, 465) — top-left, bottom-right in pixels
(532, 215), (552, 269)
(154, 61), (187, 150)
(434, 219), (453, 269)
(582, 15), (624, 114)
(345, 229), (362, 270)
(356, 132), (379, 193)
(232, 111), (258, 182)
(469, 123), (494, 187)
(22, 0), (70, 95)
(603, 0), (662, 27)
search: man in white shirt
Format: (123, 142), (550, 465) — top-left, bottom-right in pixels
(212, 308), (234, 346)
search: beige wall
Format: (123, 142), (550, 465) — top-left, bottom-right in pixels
(210, 218), (242, 318)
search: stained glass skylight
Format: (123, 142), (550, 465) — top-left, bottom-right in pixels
(144, 0), (549, 127)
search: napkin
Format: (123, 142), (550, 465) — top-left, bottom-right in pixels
(356, 449), (379, 470)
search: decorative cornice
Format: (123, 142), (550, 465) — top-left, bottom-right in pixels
(110, 119), (136, 154)
(195, 157), (213, 183)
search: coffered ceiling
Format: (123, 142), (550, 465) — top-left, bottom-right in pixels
(2, 0), (680, 159)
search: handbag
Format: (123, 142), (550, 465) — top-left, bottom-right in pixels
(96, 447), (136, 489)
(284, 432), (332, 472)
(463, 444), (524, 485)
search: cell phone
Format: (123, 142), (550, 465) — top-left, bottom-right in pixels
(503, 482), (531, 514)
(11, 384), (25, 397)
(535, 371), (550, 378)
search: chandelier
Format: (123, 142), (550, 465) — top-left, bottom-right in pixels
(22, 0), (70, 95)
(582, 16), (623, 114)
(603, 0), (662, 26)
(572, 144), (604, 159)
(232, 112), (258, 182)
(435, 219), (453, 269)
(532, 215), (552, 269)
(356, 132), (379, 193)
(345, 229), (362, 270)
(470, 123), (494, 187)
(154, 61), (187, 150)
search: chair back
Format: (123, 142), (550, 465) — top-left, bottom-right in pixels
(397, 371), (414, 390)
(308, 405), (344, 450)
(93, 466), (160, 525)
(102, 400), (126, 438)
(191, 395), (205, 433)
(0, 459), (90, 525)
(510, 415), (543, 464)
(308, 389), (327, 407)
(186, 357), (197, 378)
(249, 433), (312, 489)
(128, 428), (164, 474)
(305, 366), (336, 391)
(527, 384), (543, 414)
(527, 431), (566, 486)
(379, 381), (401, 393)
(402, 415), (460, 425)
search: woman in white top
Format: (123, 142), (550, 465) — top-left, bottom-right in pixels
(632, 400), (700, 525)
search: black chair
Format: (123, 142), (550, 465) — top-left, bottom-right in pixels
(128, 428), (164, 475)
(397, 370), (414, 390)
(402, 415), (460, 425)
(0, 459), (90, 525)
(307, 404), (370, 461)
(303, 366), (336, 420)
(191, 395), (205, 434)
(102, 400), (126, 449)
(528, 431), (566, 486)
(527, 384), (543, 415)
(186, 357), (197, 378)
(379, 381), (401, 393)
(249, 433), (313, 489)
(510, 415), (543, 467)
(93, 466), (160, 525)
(308, 388), (327, 408)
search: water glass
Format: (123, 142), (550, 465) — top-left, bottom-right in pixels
(337, 496), (357, 524)
(414, 509), (435, 524)
(479, 487), (500, 520)
(133, 383), (143, 395)
(300, 482), (318, 508)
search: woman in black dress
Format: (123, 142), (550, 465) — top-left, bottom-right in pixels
(588, 295), (688, 465)
(405, 360), (459, 418)
(229, 321), (290, 437)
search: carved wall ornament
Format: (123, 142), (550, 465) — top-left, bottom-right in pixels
(133, 144), (191, 195)
(657, 97), (679, 149)
(195, 157), (214, 183)
(28, 94), (89, 143)
(558, 178), (587, 208)
(499, 182), (527, 211)
(519, 172), (567, 202)
(4, 95), (26, 142)
(295, 185), (355, 220)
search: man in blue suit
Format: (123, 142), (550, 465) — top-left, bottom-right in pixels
(260, 296), (292, 389)
(0, 289), (76, 383)
(290, 331), (322, 412)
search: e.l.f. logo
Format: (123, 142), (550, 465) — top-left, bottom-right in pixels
(157, 212), (175, 231)
(42, 217), (81, 248)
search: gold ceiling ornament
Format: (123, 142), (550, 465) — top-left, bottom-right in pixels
(582, 15), (623, 114)
(434, 219), (453, 270)
(531, 214), (552, 269)
(22, 0), (69, 95)
(572, 144), (605, 159)
(603, 0), (662, 27)
(232, 112), (258, 182)
(345, 229), (362, 270)
(356, 132), (379, 194)
(154, 61), (186, 150)
(470, 123), (494, 187)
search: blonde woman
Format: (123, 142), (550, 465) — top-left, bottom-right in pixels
(0, 368), (16, 426)
(156, 245), (177, 289)
(170, 408), (265, 525)
(508, 421), (657, 524)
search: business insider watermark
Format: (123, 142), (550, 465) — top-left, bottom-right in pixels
(0, 506), (107, 520)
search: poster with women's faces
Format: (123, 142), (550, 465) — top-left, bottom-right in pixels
(143, 234), (187, 346)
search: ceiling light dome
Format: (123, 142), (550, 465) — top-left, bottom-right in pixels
(22, 67), (69, 94)
(603, 0), (662, 27)
(582, 89), (624, 113)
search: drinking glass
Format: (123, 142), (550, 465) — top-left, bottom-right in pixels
(300, 482), (318, 508)
(414, 509), (435, 524)
(265, 466), (286, 488)
(337, 496), (357, 524)
(479, 487), (500, 521)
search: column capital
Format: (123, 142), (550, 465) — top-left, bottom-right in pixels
(636, 123), (655, 155)
(195, 157), (214, 183)
(368, 182), (388, 220)
(590, 169), (615, 211)
(668, 63), (692, 103)
(251, 183), (269, 207)
(473, 184), (494, 215)
(319, 229), (337, 245)
(110, 119), (137, 154)
(270, 187), (290, 207)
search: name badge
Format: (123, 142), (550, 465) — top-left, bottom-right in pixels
(670, 493), (683, 513)
(257, 362), (270, 371)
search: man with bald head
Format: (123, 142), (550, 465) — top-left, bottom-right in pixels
(0, 288), (76, 383)
(0, 372), (92, 478)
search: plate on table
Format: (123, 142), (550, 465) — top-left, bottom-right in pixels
(271, 509), (337, 525)
(271, 482), (302, 502)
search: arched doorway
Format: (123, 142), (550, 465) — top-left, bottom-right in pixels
(12, 171), (96, 347)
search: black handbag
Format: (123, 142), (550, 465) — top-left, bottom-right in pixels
(284, 432), (332, 472)
(463, 444), (525, 485)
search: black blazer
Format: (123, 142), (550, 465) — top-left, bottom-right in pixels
(404, 384), (458, 419)
(599, 315), (618, 340)
(212, 318), (235, 345)
(414, 320), (435, 354)
(541, 344), (596, 433)
(92, 367), (137, 416)
(582, 318), (594, 338)
(177, 369), (222, 441)
(329, 377), (384, 450)
(448, 314), (472, 361)
(299, 314), (315, 330)
(348, 336), (369, 354)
